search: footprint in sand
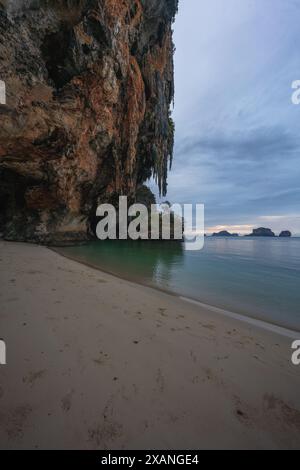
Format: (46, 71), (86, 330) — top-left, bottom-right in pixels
(215, 355), (229, 361)
(61, 390), (74, 413)
(199, 322), (216, 331)
(22, 370), (46, 387)
(88, 421), (123, 447)
(156, 368), (165, 393)
(233, 396), (253, 427)
(263, 394), (300, 431)
(4, 404), (33, 440)
(93, 352), (109, 366)
(158, 308), (168, 317)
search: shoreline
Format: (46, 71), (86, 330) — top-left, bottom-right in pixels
(1, 241), (300, 449)
(180, 297), (300, 340)
(52, 246), (300, 339)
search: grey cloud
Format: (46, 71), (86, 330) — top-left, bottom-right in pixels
(175, 126), (299, 164)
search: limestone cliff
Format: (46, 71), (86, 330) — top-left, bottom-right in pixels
(0, 0), (178, 244)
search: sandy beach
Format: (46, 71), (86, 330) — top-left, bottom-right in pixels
(0, 240), (300, 450)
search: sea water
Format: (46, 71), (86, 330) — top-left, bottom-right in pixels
(59, 237), (300, 331)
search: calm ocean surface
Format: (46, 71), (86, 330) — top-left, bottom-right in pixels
(59, 237), (300, 331)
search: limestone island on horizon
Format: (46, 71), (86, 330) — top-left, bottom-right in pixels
(209, 228), (292, 238)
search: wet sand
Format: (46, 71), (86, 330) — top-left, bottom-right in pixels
(0, 240), (300, 449)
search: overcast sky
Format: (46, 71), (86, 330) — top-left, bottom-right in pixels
(154, 0), (300, 235)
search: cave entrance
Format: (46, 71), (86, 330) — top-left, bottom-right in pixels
(41, 27), (77, 89)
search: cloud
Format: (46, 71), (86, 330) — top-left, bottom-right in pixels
(156, 0), (300, 235)
(175, 126), (299, 164)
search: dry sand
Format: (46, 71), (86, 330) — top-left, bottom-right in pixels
(0, 240), (300, 450)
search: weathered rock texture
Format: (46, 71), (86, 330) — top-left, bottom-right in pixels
(0, 0), (178, 243)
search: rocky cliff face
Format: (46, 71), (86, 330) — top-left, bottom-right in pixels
(0, 0), (178, 244)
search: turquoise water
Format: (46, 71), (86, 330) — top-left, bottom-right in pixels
(59, 238), (300, 331)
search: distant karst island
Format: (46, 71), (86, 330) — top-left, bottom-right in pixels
(246, 227), (276, 237)
(212, 231), (239, 237)
(246, 227), (292, 238)
(210, 227), (292, 238)
(279, 230), (292, 238)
